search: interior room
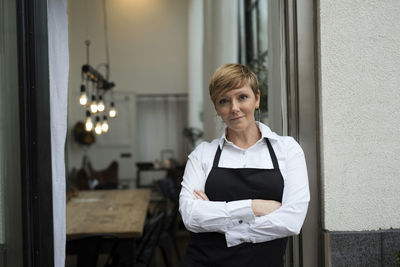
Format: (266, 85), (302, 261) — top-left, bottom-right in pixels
(65, 0), (285, 266)
(3, 0), (399, 266)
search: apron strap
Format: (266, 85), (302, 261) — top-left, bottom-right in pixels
(265, 138), (279, 169)
(213, 146), (222, 168)
(212, 138), (279, 170)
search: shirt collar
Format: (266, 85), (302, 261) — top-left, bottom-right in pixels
(218, 122), (279, 148)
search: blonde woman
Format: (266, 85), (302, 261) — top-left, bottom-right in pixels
(179, 64), (309, 267)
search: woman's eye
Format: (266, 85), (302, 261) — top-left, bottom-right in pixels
(239, 94), (248, 100)
(218, 99), (227, 105)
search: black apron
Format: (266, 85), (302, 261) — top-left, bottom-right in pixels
(180, 138), (288, 267)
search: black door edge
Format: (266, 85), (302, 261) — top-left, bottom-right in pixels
(16, 0), (55, 266)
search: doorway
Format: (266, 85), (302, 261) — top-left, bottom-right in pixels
(242, 0), (320, 266)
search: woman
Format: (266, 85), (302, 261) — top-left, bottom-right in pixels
(179, 64), (309, 267)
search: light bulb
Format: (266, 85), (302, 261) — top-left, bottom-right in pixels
(97, 101), (105, 112)
(85, 117), (93, 131)
(102, 120), (109, 132)
(79, 84), (88, 106)
(95, 123), (102, 135)
(79, 92), (88, 106)
(90, 95), (98, 113)
(108, 102), (117, 118)
(97, 95), (105, 112)
(109, 108), (117, 118)
(94, 116), (102, 135)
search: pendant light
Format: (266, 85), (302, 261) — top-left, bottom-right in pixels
(108, 101), (117, 118)
(78, 0), (117, 134)
(97, 95), (105, 112)
(90, 95), (98, 113)
(94, 116), (102, 135)
(85, 110), (93, 131)
(101, 115), (109, 132)
(79, 84), (88, 106)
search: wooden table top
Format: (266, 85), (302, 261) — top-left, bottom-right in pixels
(66, 189), (151, 239)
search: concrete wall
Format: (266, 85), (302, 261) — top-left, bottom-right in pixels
(318, 0), (400, 232)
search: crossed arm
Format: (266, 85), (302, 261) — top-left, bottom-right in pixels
(179, 139), (310, 247)
(194, 189), (282, 216)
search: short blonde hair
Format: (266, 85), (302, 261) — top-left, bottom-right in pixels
(209, 63), (259, 104)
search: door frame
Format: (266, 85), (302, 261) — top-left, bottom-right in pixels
(283, 0), (322, 266)
(16, 0), (55, 266)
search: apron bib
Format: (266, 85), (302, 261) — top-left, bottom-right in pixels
(180, 138), (287, 267)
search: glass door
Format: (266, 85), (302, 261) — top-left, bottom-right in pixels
(0, 0), (24, 266)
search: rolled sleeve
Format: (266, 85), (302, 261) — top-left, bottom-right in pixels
(179, 142), (255, 234)
(226, 199), (255, 225)
(225, 222), (251, 247)
(225, 137), (310, 245)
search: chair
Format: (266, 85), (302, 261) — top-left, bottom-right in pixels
(66, 234), (119, 267)
(156, 178), (182, 267)
(73, 161), (119, 190)
(88, 161), (119, 189)
(135, 211), (166, 267)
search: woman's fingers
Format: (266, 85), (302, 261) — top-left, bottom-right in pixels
(194, 190), (205, 200)
(193, 190), (200, 199)
(251, 199), (282, 216)
(193, 190), (209, 201)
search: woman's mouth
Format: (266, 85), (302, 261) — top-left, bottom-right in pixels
(230, 116), (243, 121)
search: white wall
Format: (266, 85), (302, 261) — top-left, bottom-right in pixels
(318, 0), (400, 231)
(67, 0), (188, 171)
(68, 0), (188, 96)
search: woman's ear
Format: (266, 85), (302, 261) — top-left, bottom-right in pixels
(256, 90), (261, 107)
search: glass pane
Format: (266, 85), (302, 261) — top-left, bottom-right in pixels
(258, 0), (268, 53)
(241, 0), (270, 115)
(256, 0), (268, 115)
(0, 0), (23, 265)
(251, 7), (258, 59)
(0, 0), (21, 245)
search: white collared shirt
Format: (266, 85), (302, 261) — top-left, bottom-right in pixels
(179, 122), (310, 247)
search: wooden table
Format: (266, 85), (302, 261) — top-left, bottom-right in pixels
(66, 189), (151, 266)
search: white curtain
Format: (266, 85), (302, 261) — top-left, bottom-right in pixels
(48, 0), (68, 266)
(136, 95), (188, 164)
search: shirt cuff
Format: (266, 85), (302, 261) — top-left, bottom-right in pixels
(226, 199), (255, 225)
(225, 223), (251, 247)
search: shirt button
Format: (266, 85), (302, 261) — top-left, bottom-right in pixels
(239, 220), (243, 224)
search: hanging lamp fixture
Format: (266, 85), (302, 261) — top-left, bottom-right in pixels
(79, 0), (117, 135)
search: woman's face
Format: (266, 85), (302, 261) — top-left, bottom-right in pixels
(215, 85), (260, 134)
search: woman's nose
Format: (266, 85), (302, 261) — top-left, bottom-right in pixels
(231, 100), (240, 112)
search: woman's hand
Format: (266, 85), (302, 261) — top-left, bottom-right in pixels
(194, 190), (209, 201)
(193, 191), (280, 217)
(251, 199), (282, 216)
